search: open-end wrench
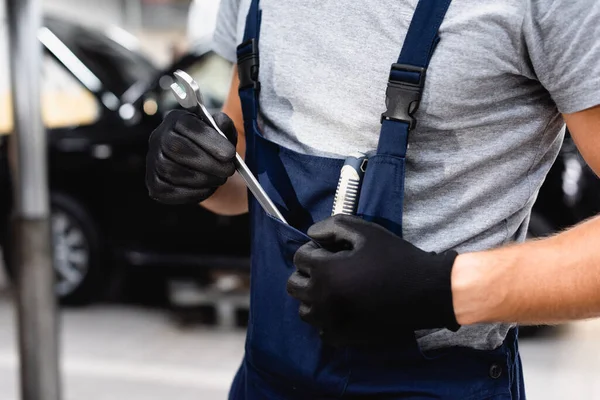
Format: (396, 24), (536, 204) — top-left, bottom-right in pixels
(170, 69), (288, 225)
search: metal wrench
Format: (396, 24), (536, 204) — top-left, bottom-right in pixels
(170, 70), (288, 224)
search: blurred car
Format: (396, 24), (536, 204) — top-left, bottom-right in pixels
(530, 131), (600, 237)
(0, 17), (249, 305)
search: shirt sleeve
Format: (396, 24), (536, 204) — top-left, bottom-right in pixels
(212, 0), (242, 63)
(523, 0), (600, 114)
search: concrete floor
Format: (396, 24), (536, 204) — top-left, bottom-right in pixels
(0, 301), (243, 400)
(0, 298), (599, 400)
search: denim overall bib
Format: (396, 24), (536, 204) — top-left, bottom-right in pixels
(230, 0), (526, 398)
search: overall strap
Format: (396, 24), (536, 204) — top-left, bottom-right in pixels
(378, 0), (452, 157)
(237, 0), (262, 124)
(356, 0), (453, 237)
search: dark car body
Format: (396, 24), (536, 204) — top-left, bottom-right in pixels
(531, 132), (600, 235)
(0, 17), (249, 304)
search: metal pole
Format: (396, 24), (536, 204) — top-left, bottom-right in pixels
(6, 0), (61, 399)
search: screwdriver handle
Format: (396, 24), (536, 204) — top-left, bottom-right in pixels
(332, 153), (368, 216)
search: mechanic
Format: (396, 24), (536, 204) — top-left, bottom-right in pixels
(145, 0), (600, 398)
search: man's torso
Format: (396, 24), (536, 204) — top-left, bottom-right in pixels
(214, 0), (575, 350)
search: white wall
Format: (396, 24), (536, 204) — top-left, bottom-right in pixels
(0, 0), (125, 27)
(42, 0), (125, 29)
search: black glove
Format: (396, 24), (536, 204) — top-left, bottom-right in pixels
(287, 214), (459, 346)
(146, 110), (238, 205)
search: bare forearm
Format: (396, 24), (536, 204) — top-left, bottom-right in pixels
(199, 66), (249, 216)
(200, 128), (249, 215)
(452, 215), (600, 325)
(200, 172), (249, 215)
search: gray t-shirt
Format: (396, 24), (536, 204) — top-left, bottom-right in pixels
(212, 0), (600, 351)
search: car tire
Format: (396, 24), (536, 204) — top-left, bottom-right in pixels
(2, 192), (105, 306)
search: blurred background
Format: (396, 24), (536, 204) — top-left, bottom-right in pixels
(0, 1), (600, 399)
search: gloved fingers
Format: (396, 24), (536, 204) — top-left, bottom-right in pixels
(299, 302), (331, 330)
(287, 273), (326, 328)
(159, 134), (236, 178)
(306, 214), (366, 248)
(146, 172), (214, 205)
(175, 112), (237, 163)
(292, 241), (319, 274)
(151, 151), (228, 188)
(211, 112), (238, 146)
(153, 109), (188, 136)
(298, 302), (315, 322)
(147, 111), (180, 152)
(293, 241), (345, 273)
(286, 271), (312, 302)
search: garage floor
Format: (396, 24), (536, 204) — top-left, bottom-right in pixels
(0, 296), (599, 400)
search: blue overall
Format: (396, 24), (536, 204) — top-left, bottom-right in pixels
(231, 0), (526, 398)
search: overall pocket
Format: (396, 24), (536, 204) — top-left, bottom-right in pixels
(245, 210), (348, 394)
(356, 154), (406, 237)
(344, 339), (515, 399)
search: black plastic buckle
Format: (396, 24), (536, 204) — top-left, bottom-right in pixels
(381, 64), (426, 130)
(237, 39), (260, 92)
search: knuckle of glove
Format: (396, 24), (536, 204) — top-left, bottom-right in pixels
(191, 151), (234, 180)
(148, 180), (214, 205)
(220, 144), (237, 164)
(160, 131), (195, 160)
(204, 136), (236, 164)
(145, 171), (163, 200)
(158, 131), (234, 179)
(145, 168), (179, 202)
(298, 303), (316, 325)
(155, 110), (185, 133)
(146, 156), (168, 196)
(293, 242), (315, 268)
(174, 110), (207, 134)
(152, 152), (177, 180)
(222, 160), (236, 178)
(286, 270), (315, 300)
(286, 272), (303, 296)
(212, 112), (238, 146)
(156, 153), (226, 190)
(174, 111), (237, 164)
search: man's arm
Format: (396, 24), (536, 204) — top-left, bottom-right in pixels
(199, 66), (249, 216)
(452, 105), (600, 326)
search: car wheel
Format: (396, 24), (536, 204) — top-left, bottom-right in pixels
(2, 192), (105, 306)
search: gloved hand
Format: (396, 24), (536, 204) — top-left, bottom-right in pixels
(286, 214), (460, 346)
(146, 110), (237, 205)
